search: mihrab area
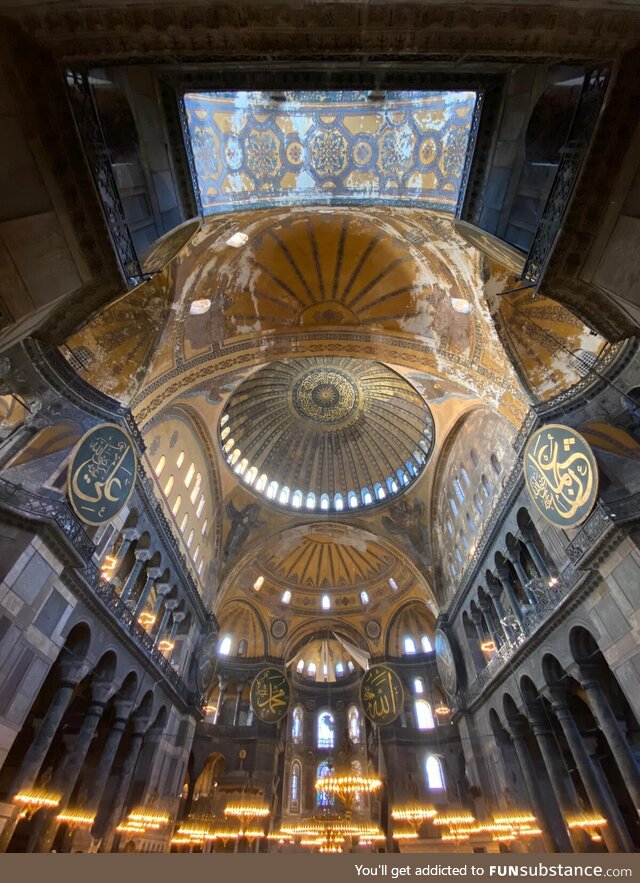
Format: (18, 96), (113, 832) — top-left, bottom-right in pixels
(0, 0), (639, 858)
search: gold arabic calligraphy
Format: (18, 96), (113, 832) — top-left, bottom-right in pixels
(251, 669), (290, 723)
(525, 425), (597, 526)
(361, 666), (403, 725)
(68, 425), (136, 525)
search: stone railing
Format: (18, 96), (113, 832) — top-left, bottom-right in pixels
(0, 478), (200, 707)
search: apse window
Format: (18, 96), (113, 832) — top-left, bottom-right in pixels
(282, 590), (292, 605)
(219, 635), (232, 655)
(403, 636), (417, 655)
(415, 699), (435, 730)
(321, 594), (331, 610)
(425, 755), (445, 791)
(317, 711), (335, 749)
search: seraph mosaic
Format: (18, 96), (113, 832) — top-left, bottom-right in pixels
(183, 90), (477, 214)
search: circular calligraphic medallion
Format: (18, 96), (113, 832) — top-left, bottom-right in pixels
(435, 629), (458, 697)
(291, 366), (360, 426)
(524, 424), (599, 528)
(196, 632), (218, 696)
(67, 423), (137, 526)
(271, 619), (288, 640)
(359, 664), (404, 726)
(250, 667), (291, 724)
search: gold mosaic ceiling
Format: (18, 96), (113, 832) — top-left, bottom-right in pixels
(219, 356), (435, 511)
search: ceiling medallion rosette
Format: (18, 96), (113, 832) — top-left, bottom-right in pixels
(219, 357), (434, 513)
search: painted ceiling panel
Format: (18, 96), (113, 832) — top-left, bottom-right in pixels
(183, 90), (476, 214)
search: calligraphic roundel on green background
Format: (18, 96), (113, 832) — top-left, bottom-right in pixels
(67, 423), (137, 526)
(360, 664), (404, 726)
(524, 423), (599, 529)
(250, 667), (291, 724)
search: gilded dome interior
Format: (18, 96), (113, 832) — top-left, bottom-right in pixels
(219, 356), (434, 512)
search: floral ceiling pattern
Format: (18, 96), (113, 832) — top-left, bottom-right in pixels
(183, 90), (477, 214)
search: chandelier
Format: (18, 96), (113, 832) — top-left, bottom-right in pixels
(433, 810), (478, 843)
(56, 807), (96, 828)
(224, 793), (269, 841)
(314, 767), (382, 816)
(486, 811), (542, 842)
(13, 788), (62, 818)
(392, 820), (419, 841)
(567, 813), (608, 843)
(391, 803), (437, 823)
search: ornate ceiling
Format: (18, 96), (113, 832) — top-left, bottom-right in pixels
(61, 201), (606, 649)
(184, 90), (476, 215)
(219, 357), (434, 511)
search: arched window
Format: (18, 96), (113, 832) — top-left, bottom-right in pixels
(292, 490), (303, 508)
(163, 475), (174, 496)
(256, 473), (267, 492)
(470, 449), (479, 468)
(290, 761), (301, 813)
(219, 635), (232, 655)
(460, 532), (469, 551)
(449, 560), (457, 578)
(406, 460), (417, 477)
(465, 513), (476, 535)
(235, 457), (248, 476)
(446, 519), (453, 537)
(348, 706), (361, 743)
(387, 476), (398, 493)
(185, 463), (195, 487)
(279, 486), (290, 505)
(307, 662), (317, 677)
(155, 455), (166, 477)
(229, 449), (241, 466)
(449, 496), (458, 517)
(335, 661), (344, 677)
(190, 472), (202, 504)
(398, 469), (410, 486)
(291, 706), (303, 743)
(316, 761), (334, 807)
(201, 519), (208, 536)
(195, 495), (205, 519)
(361, 488), (372, 505)
(347, 660), (355, 673)
(374, 483), (386, 500)
(253, 576), (264, 592)
(197, 561), (204, 576)
(237, 638), (248, 657)
(176, 451), (185, 468)
(351, 759), (363, 808)
(267, 480), (278, 500)
(246, 466), (257, 486)
(321, 594), (331, 610)
(172, 495), (182, 515)
(460, 466), (470, 487)
(320, 493), (330, 510)
(453, 478), (465, 502)
(403, 636), (417, 655)
(455, 548), (463, 566)
(348, 491), (358, 509)
(296, 659), (305, 674)
(425, 755), (445, 790)
(317, 711), (335, 748)
(482, 474), (493, 498)
(389, 577), (398, 592)
(193, 545), (200, 563)
(334, 493), (344, 511)
(223, 439), (234, 454)
(414, 677), (425, 694)
(415, 700), (435, 730)
(187, 529), (194, 549)
(180, 513), (188, 533)
(360, 591), (369, 605)
(421, 635), (433, 653)
(306, 492), (316, 510)
(474, 495), (483, 516)
(491, 453), (502, 476)
(281, 590), (291, 605)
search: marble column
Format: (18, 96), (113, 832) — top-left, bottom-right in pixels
(520, 529), (552, 582)
(576, 664), (640, 813)
(546, 686), (633, 852)
(97, 718), (147, 852)
(34, 678), (113, 852)
(495, 563), (525, 623)
(120, 550), (152, 604)
(233, 681), (247, 727)
(524, 699), (584, 852)
(486, 582), (513, 642)
(0, 662), (82, 853)
(479, 597), (503, 645)
(151, 582), (172, 615)
(87, 698), (133, 824)
(168, 611), (186, 642)
(506, 717), (560, 853)
(509, 550), (538, 605)
(214, 681), (228, 725)
(470, 610), (487, 644)
(133, 567), (163, 618)
(154, 599), (179, 647)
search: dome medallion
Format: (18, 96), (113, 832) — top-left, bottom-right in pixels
(219, 357), (434, 513)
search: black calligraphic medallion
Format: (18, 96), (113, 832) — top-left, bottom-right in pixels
(524, 424), (599, 528)
(67, 423), (137, 526)
(250, 667), (291, 724)
(196, 632), (218, 696)
(435, 629), (458, 697)
(359, 664), (404, 726)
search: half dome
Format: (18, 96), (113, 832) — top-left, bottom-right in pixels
(219, 357), (434, 512)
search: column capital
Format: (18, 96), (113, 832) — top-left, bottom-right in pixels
(145, 566), (163, 580)
(487, 581), (503, 600)
(91, 677), (115, 705)
(155, 581), (172, 596)
(134, 548), (153, 563)
(543, 683), (570, 713)
(172, 611), (187, 624)
(164, 599), (180, 612)
(121, 528), (140, 542)
(470, 609), (484, 625)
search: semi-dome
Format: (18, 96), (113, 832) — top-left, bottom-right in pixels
(218, 357), (434, 512)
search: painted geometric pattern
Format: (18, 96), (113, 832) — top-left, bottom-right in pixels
(183, 90), (477, 214)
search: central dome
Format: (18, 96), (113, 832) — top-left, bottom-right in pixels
(219, 357), (434, 512)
